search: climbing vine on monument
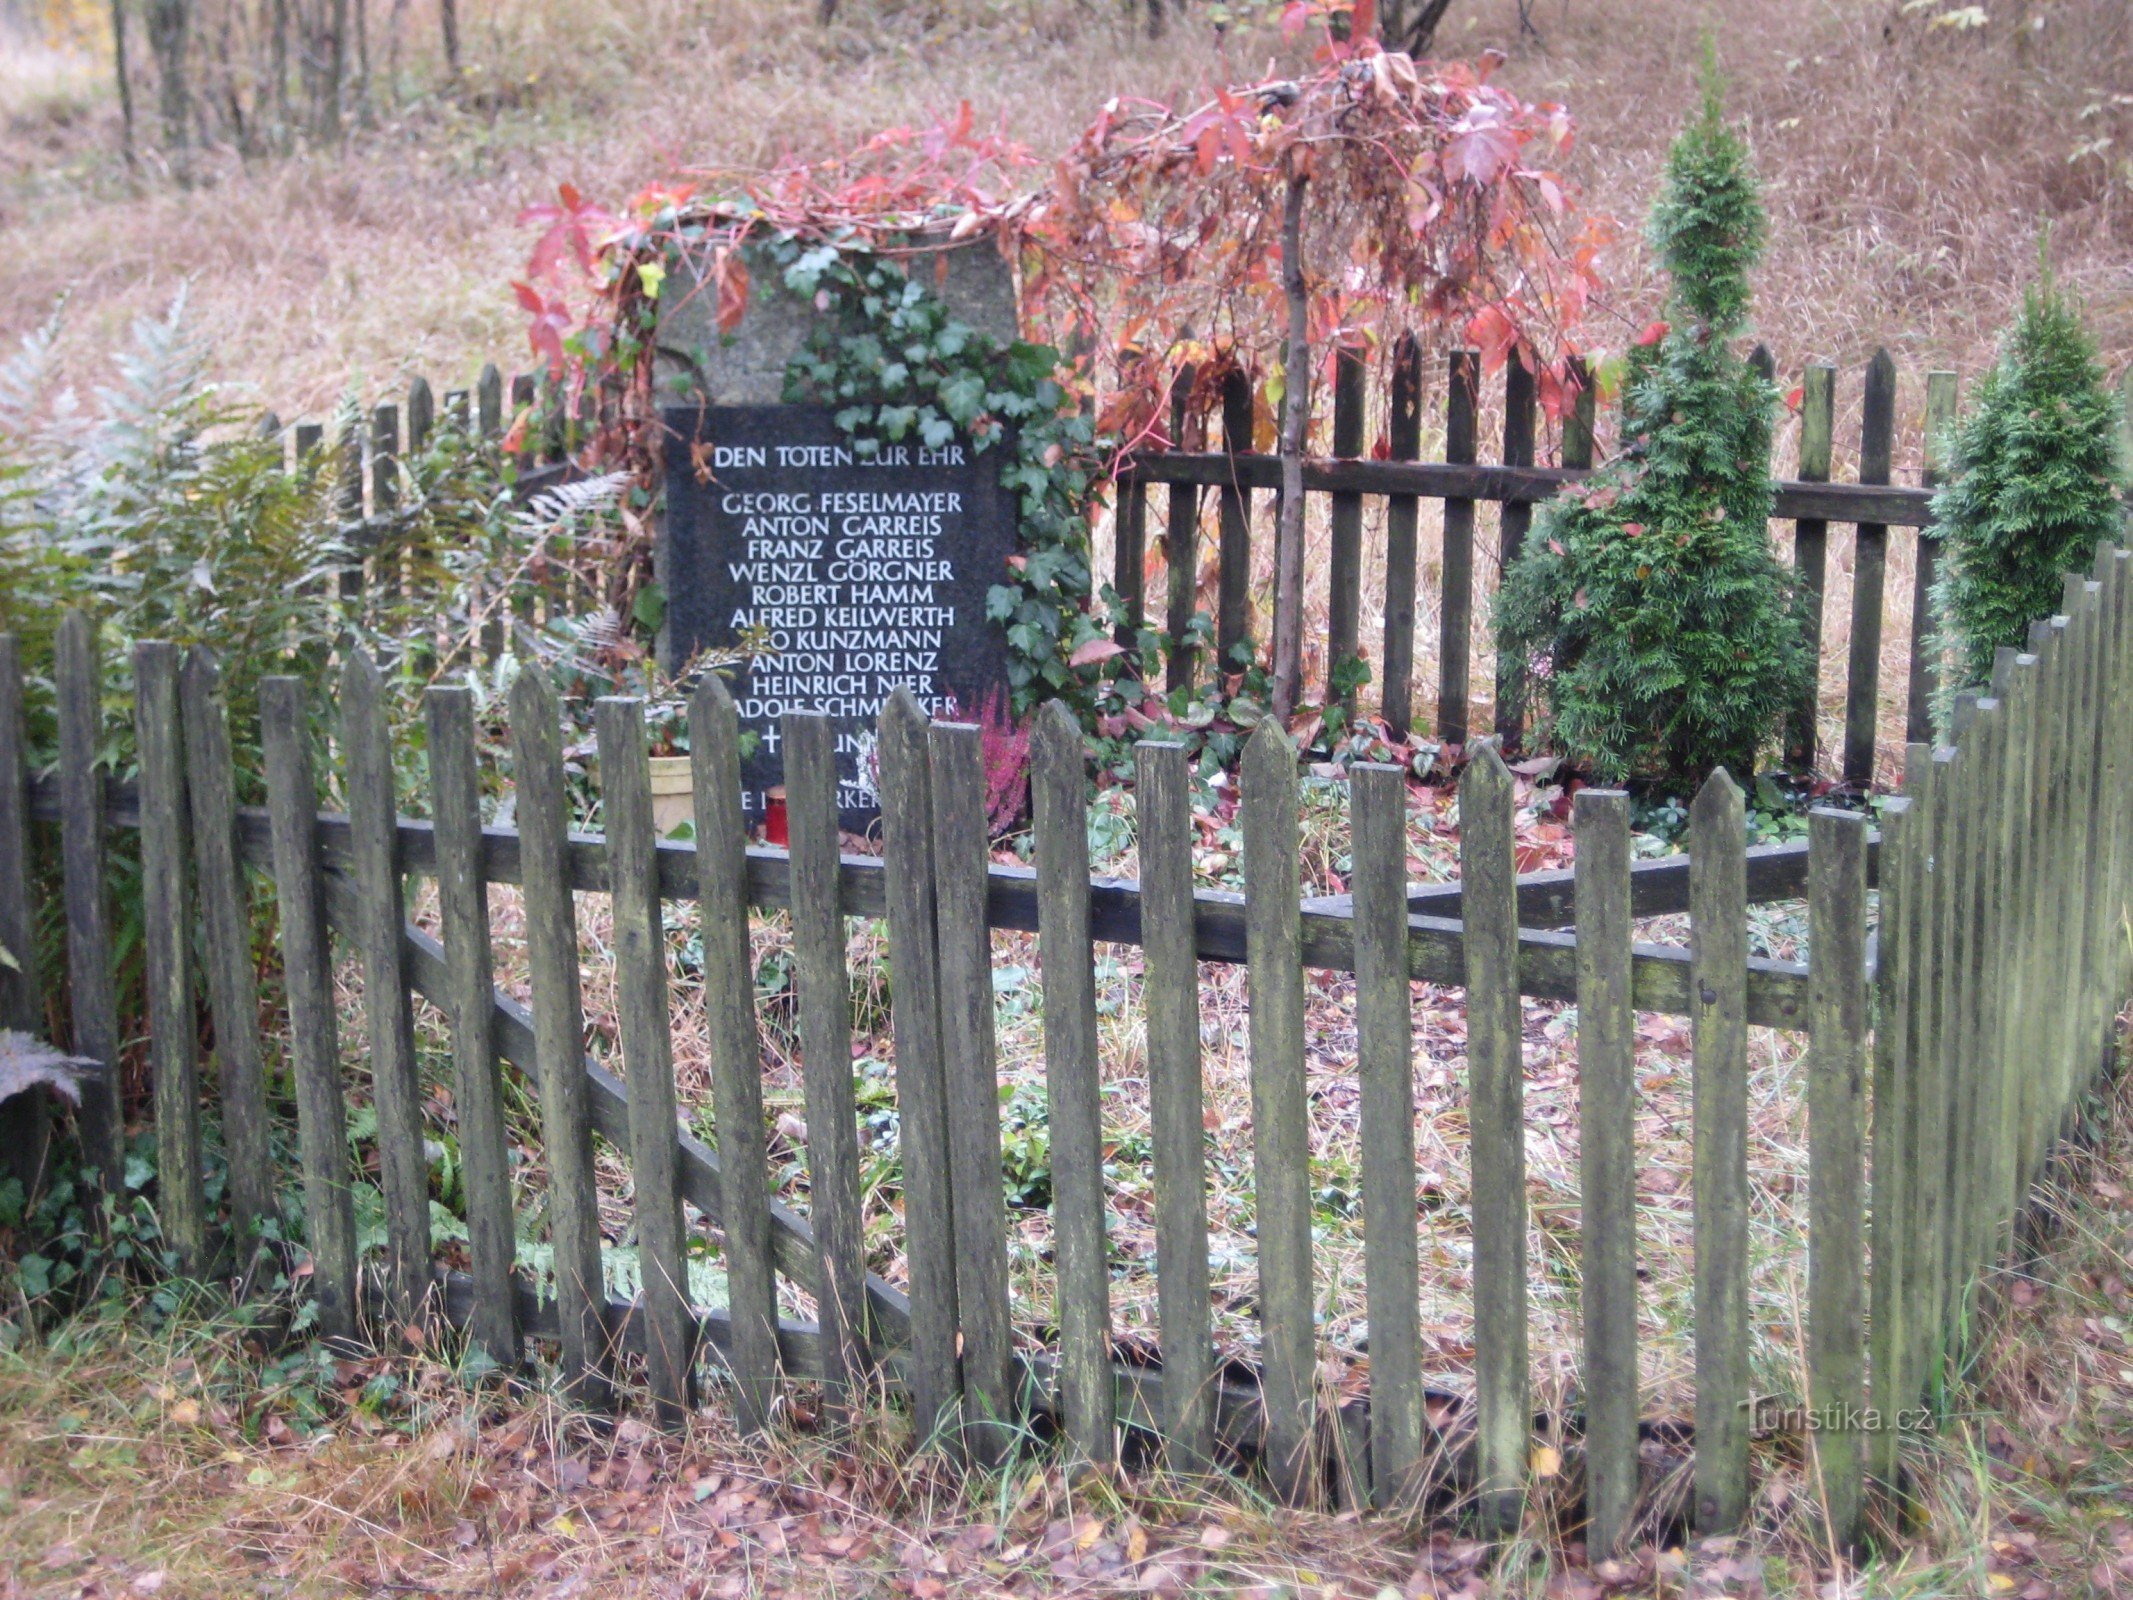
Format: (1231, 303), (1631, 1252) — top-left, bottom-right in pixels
(770, 241), (1120, 718)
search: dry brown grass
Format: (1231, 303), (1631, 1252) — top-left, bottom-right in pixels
(2, 0), (2127, 417)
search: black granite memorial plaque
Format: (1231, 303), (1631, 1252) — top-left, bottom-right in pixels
(662, 404), (1019, 830)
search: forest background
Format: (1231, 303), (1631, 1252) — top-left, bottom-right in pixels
(0, 0), (2128, 456)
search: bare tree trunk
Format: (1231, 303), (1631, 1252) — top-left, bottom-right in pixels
(308, 0), (345, 143)
(818, 0), (835, 23)
(269, 0), (291, 149)
(146, 0), (192, 181)
(439, 0), (460, 82)
(1145, 0), (1162, 37)
(112, 0), (139, 168)
(1270, 167), (1310, 723)
(351, 0), (370, 125)
(1382, 0), (1456, 54)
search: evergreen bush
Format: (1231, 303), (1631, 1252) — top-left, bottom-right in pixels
(1494, 80), (1811, 789)
(1931, 268), (2127, 697)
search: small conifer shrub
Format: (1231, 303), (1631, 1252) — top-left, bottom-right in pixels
(1931, 266), (2127, 697)
(1495, 79), (1811, 789)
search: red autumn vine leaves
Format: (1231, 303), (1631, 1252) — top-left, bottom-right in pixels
(514, 2), (1610, 468)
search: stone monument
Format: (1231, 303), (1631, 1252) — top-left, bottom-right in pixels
(656, 238), (1022, 831)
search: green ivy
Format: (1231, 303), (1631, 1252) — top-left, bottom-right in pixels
(767, 239), (1123, 719)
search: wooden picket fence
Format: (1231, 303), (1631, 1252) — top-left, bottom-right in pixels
(1114, 343), (1949, 785)
(293, 345), (1951, 784)
(5, 538), (2129, 1550)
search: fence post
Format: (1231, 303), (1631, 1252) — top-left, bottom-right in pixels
(1136, 739), (1215, 1473)
(1352, 762), (1423, 1505)
(179, 648), (277, 1246)
(1217, 369), (1255, 672)
(1574, 787), (1637, 1554)
(477, 364), (504, 440)
(879, 689), (965, 1450)
(1690, 768), (1749, 1532)
(55, 612), (123, 1195)
(1240, 720), (1318, 1504)
(1841, 350), (1896, 785)
(260, 677), (360, 1341)
(0, 636), (46, 1189)
(1327, 344), (1367, 712)
(1806, 807), (1868, 1550)
(1114, 473), (1147, 663)
(1561, 355), (1596, 471)
(930, 722), (1016, 1463)
(507, 671), (613, 1407)
(342, 650), (433, 1325)
(1787, 366), (1834, 769)
(1164, 369), (1200, 696)
(1461, 743), (1527, 1535)
(1031, 699), (1117, 1467)
(1495, 361), (1538, 746)
(692, 679), (781, 1435)
(1866, 790), (1915, 1497)
(1894, 744), (1939, 1431)
(595, 696), (698, 1429)
(1381, 336), (1424, 740)
(406, 376), (435, 455)
(135, 644), (207, 1288)
(1438, 349), (1478, 746)
(425, 685), (519, 1368)
(371, 402), (399, 515)
(1908, 372), (1959, 741)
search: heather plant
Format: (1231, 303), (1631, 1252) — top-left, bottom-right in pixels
(1495, 78), (1811, 789)
(1930, 265), (2127, 700)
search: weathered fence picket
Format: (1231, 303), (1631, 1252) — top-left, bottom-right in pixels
(135, 643), (208, 1276)
(693, 678), (781, 1435)
(259, 675), (361, 1342)
(1689, 769), (1749, 1533)
(343, 650), (433, 1325)
(596, 696), (697, 1428)
(1242, 721), (1317, 1505)
(178, 650), (277, 1246)
(1032, 698), (1117, 1468)
(1460, 745), (1527, 1535)
(1806, 808), (1868, 1548)
(1574, 787), (1636, 1556)
(1352, 761), (1423, 1507)
(878, 690), (963, 1449)
(56, 612), (123, 1193)
(1136, 738), (1215, 1475)
(426, 685), (519, 1367)
(507, 670), (614, 1407)
(929, 720), (1015, 1464)
(0, 636), (41, 1183)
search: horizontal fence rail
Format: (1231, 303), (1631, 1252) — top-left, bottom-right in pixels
(6, 532), (2130, 1545)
